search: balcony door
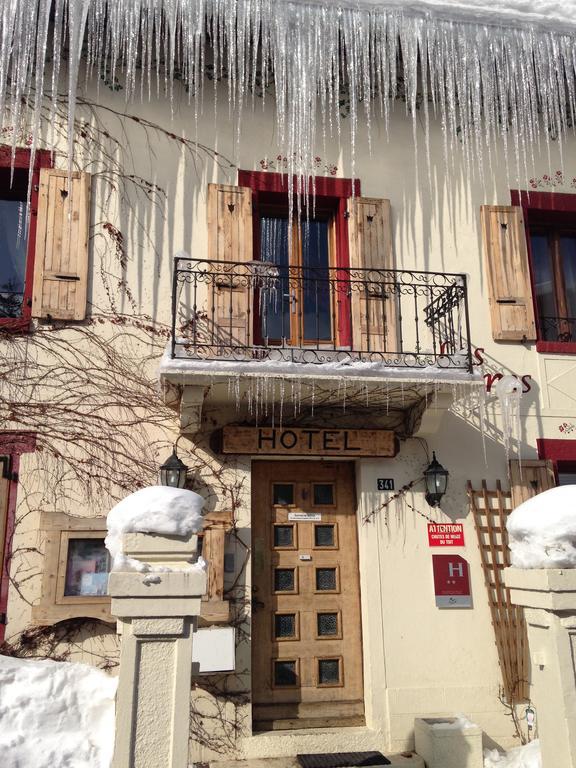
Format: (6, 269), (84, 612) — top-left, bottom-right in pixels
(259, 215), (335, 346)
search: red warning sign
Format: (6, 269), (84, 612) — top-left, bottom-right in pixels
(427, 523), (465, 547)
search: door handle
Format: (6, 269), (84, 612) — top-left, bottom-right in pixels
(251, 597), (265, 612)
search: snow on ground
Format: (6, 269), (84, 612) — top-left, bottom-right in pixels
(484, 739), (541, 768)
(507, 485), (576, 568)
(0, 655), (117, 768)
(105, 485), (205, 571)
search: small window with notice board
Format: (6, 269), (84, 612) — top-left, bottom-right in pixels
(33, 509), (234, 626)
(32, 512), (113, 626)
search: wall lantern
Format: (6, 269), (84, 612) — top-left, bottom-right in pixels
(159, 446), (188, 488)
(424, 452), (449, 508)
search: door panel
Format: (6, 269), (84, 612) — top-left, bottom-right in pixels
(251, 461), (364, 730)
(259, 216), (334, 346)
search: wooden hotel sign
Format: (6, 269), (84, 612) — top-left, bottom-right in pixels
(221, 427), (398, 457)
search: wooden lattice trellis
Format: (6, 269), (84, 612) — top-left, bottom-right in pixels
(467, 480), (529, 703)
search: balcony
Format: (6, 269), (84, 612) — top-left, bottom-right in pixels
(161, 256), (480, 436)
(169, 256), (473, 370)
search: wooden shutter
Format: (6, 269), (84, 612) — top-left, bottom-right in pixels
(32, 169), (91, 321)
(207, 184), (253, 349)
(509, 460), (555, 509)
(348, 197), (397, 353)
(481, 206), (536, 342)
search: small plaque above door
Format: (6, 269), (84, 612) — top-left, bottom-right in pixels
(289, 512), (322, 522)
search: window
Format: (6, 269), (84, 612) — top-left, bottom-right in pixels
(259, 210), (335, 346)
(509, 190), (576, 352)
(0, 168), (30, 320)
(530, 227), (576, 341)
(0, 148), (51, 330)
(33, 513), (114, 625)
(64, 538), (110, 596)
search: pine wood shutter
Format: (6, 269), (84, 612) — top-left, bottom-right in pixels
(348, 197), (397, 353)
(509, 459), (555, 509)
(481, 206), (536, 342)
(207, 184), (253, 348)
(32, 169), (91, 321)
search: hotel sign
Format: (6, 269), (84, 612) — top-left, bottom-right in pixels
(221, 427), (397, 457)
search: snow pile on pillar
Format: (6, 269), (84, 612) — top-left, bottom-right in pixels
(106, 485), (205, 571)
(507, 485), (576, 568)
(484, 738), (541, 768)
(0, 655), (117, 768)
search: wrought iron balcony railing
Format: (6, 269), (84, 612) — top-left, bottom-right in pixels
(170, 256), (473, 372)
(539, 315), (576, 343)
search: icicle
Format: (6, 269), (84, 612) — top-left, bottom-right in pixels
(494, 374), (523, 462)
(4, 2), (576, 213)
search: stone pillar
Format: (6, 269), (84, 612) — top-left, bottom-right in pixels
(504, 568), (576, 768)
(109, 531), (206, 768)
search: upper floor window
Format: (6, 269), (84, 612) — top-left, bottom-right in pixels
(530, 227), (576, 342)
(0, 168), (30, 320)
(482, 191), (576, 352)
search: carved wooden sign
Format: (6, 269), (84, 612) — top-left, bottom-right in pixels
(221, 426), (397, 457)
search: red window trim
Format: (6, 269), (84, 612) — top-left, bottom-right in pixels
(237, 171), (361, 347)
(0, 432), (37, 642)
(537, 438), (576, 462)
(511, 189), (576, 354)
(0, 146), (54, 333)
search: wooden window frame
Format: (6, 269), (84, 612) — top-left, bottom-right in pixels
(511, 189), (576, 353)
(32, 509), (233, 627)
(32, 512), (114, 626)
(0, 147), (53, 332)
(238, 170), (361, 348)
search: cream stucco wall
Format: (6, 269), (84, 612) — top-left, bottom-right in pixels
(3, 70), (576, 756)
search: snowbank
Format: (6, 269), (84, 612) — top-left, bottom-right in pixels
(507, 485), (576, 568)
(484, 739), (541, 768)
(429, 715), (478, 729)
(0, 655), (117, 768)
(106, 485), (205, 571)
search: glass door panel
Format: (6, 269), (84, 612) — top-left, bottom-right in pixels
(301, 220), (332, 342)
(259, 215), (333, 346)
(260, 216), (291, 342)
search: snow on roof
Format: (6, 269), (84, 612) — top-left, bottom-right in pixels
(507, 485), (576, 568)
(0, 655), (117, 768)
(160, 349), (483, 386)
(300, 0), (576, 32)
(106, 485), (205, 571)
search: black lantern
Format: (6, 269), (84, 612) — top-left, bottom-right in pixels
(159, 448), (188, 488)
(424, 452), (449, 508)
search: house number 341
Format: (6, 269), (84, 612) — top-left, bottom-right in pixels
(377, 479), (394, 491)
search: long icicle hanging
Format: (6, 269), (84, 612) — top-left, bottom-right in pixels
(3, 0), (576, 188)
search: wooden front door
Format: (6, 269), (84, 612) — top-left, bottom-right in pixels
(251, 461), (364, 730)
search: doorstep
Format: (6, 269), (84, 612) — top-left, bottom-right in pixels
(206, 754), (424, 768)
